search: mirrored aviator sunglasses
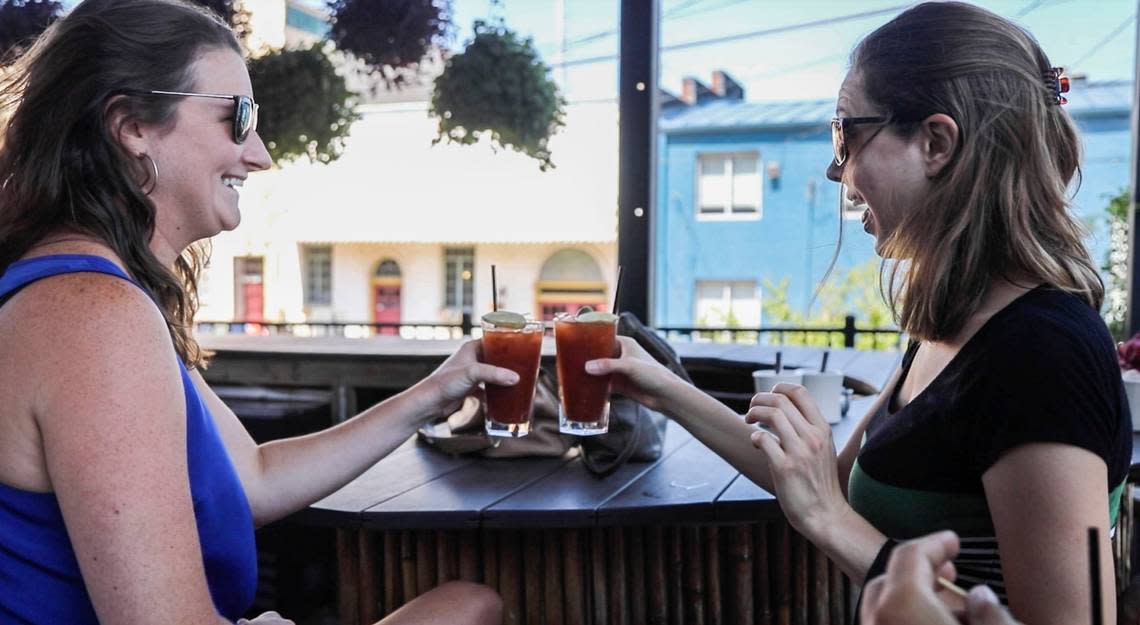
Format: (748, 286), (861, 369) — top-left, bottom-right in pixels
(142, 90), (258, 144)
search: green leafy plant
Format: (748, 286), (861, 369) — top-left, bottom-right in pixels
(247, 43), (359, 165)
(326, 0), (451, 87)
(430, 20), (566, 170)
(1102, 187), (1130, 341)
(0, 0), (61, 64)
(762, 260), (900, 350)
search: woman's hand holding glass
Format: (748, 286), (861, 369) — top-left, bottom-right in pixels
(745, 384), (849, 540)
(583, 336), (684, 413)
(419, 339), (520, 420)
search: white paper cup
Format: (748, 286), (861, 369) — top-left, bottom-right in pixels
(799, 370), (845, 425)
(752, 370), (803, 394)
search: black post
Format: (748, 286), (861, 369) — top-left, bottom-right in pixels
(461, 311), (473, 337)
(1126, 0), (1140, 336)
(843, 314), (857, 349)
(616, 0), (658, 323)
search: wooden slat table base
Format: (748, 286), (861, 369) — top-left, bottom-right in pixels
(346, 521), (856, 625)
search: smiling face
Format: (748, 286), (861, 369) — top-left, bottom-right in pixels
(826, 71), (931, 258)
(140, 47), (272, 258)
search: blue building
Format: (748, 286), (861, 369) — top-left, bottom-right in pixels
(654, 73), (1132, 329)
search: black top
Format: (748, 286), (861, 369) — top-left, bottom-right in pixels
(849, 284), (1132, 595)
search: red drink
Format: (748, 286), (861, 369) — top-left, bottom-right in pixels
(554, 313), (618, 435)
(481, 320), (544, 437)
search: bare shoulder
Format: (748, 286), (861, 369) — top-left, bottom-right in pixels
(7, 271), (171, 361)
(2, 271), (182, 426)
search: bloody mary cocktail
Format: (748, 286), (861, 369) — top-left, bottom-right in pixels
(554, 311), (618, 435)
(481, 313), (544, 437)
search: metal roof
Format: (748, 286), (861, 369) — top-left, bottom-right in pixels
(660, 80), (1133, 134)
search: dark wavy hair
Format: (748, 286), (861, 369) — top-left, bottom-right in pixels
(850, 1), (1100, 342)
(0, 0), (242, 367)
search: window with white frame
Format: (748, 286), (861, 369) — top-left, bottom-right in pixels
(697, 152), (760, 219)
(694, 280), (761, 327)
(302, 245), (332, 306)
(444, 247), (475, 312)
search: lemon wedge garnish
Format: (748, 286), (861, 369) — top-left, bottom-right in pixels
(575, 305), (594, 317)
(576, 311), (619, 323)
(482, 311), (528, 329)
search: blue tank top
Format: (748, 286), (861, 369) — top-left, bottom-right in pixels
(0, 254), (257, 624)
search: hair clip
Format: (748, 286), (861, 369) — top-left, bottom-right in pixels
(1044, 66), (1069, 105)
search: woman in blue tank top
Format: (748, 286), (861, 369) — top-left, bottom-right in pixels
(0, 2), (507, 624)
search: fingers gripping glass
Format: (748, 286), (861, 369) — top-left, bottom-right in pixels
(831, 116), (889, 166)
(145, 90), (258, 144)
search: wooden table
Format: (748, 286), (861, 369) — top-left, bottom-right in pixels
(199, 336), (900, 625)
(198, 335), (1140, 625)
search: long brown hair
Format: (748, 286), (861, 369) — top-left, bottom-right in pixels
(0, 0), (241, 367)
(852, 1), (1101, 342)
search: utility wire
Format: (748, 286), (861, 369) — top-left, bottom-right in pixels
(1071, 13), (1135, 69)
(553, 4), (910, 69)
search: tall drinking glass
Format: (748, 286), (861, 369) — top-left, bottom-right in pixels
(481, 318), (544, 437)
(554, 312), (618, 435)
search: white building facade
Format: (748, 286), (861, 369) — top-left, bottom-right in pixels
(196, 2), (619, 330)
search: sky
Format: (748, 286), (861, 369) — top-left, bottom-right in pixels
(300, 0), (1139, 104)
(57, 0), (1137, 104)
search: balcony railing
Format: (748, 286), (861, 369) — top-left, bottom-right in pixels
(197, 314), (904, 350)
(658, 315), (905, 350)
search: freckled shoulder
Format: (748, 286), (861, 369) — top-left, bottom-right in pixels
(1, 271), (180, 412)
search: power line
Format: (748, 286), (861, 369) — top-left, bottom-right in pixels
(1014, 0), (1045, 18)
(563, 0), (779, 55)
(553, 4), (910, 69)
(1071, 13), (1135, 69)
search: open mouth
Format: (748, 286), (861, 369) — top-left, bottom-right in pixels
(222, 176), (244, 192)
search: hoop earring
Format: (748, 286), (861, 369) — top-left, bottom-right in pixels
(138, 153), (159, 194)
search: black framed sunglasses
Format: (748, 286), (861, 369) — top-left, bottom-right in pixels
(831, 116), (890, 166)
(143, 90), (258, 144)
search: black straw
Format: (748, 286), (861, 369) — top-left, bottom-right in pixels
(491, 265), (498, 312)
(820, 351), (830, 373)
(612, 265), (623, 315)
(1090, 527), (1103, 625)
(774, 352), (783, 375)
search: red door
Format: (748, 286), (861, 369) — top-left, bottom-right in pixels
(242, 281), (264, 322)
(236, 257), (264, 328)
(373, 284), (401, 335)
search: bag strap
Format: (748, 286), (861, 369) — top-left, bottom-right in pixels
(579, 400), (644, 477)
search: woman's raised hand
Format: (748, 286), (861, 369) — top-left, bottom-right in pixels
(583, 336), (684, 413)
(745, 383), (848, 539)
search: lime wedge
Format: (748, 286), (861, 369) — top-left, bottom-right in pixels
(482, 311), (527, 329)
(575, 305), (594, 317)
(577, 311), (618, 323)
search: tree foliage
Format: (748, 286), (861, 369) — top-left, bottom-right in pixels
(248, 43), (358, 165)
(761, 260), (900, 350)
(184, 0), (253, 51)
(430, 20), (565, 171)
(0, 0), (61, 64)
(1103, 188), (1130, 341)
(326, 0), (451, 86)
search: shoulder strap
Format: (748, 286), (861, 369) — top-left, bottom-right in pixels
(0, 254), (134, 305)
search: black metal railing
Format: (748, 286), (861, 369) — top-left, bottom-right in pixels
(196, 312), (475, 340)
(197, 313), (903, 350)
(658, 315), (904, 350)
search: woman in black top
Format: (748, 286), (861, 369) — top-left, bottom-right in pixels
(587, 3), (1131, 624)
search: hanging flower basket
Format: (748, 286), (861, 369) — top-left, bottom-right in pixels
(429, 20), (566, 171)
(0, 0), (61, 64)
(247, 43), (359, 165)
(327, 0), (452, 87)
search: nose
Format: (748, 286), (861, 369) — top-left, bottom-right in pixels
(243, 131), (273, 172)
(826, 157), (842, 182)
